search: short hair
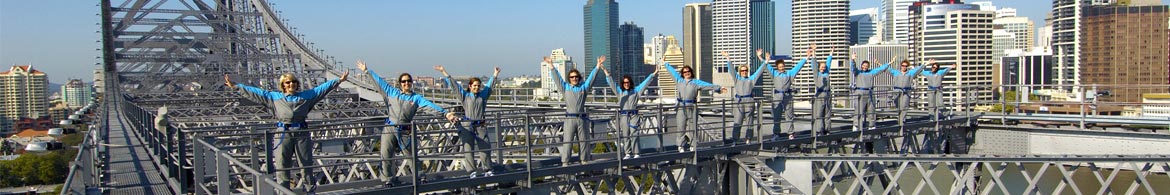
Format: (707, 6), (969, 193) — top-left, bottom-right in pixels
(774, 59), (786, 66)
(469, 77), (482, 86)
(279, 73), (298, 84)
(567, 69), (581, 77)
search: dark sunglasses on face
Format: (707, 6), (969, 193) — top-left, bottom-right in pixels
(400, 79), (412, 83)
(569, 75), (581, 79)
(283, 81), (299, 84)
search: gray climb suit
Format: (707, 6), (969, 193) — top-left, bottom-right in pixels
(368, 70), (448, 183)
(604, 72), (656, 156)
(890, 65), (925, 125)
(550, 66), (600, 164)
(812, 56), (834, 134)
(235, 79), (342, 189)
(664, 62), (723, 150)
(765, 58), (808, 136)
(850, 61), (890, 130)
(922, 67), (953, 120)
(443, 74), (496, 173)
(730, 61), (767, 142)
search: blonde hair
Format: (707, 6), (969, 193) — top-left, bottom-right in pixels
(279, 73), (298, 84)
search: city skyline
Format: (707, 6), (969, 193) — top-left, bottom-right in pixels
(2, 0), (1164, 84)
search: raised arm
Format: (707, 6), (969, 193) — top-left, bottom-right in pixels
(482, 67), (500, 97)
(224, 74), (277, 105)
(691, 79), (723, 94)
(632, 71), (657, 94)
(664, 62), (683, 81)
(869, 62), (891, 74)
(581, 61), (602, 90)
(546, 57), (566, 92)
(413, 95), (459, 122)
(723, 51), (735, 78)
(601, 64), (623, 94)
(748, 60), (767, 81)
(304, 78), (344, 102)
(823, 55), (834, 75)
(788, 57), (808, 77)
(358, 60), (402, 96)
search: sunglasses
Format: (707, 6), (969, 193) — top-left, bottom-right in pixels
(622, 81), (632, 84)
(739, 69), (749, 72)
(569, 75), (581, 79)
(681, 70), (692, 73)
(283, 81), (299, 84)
(400, 79), (412, 83)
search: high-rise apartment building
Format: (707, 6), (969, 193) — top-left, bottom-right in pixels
(1001, 48), (1055, 91)
(650, 34), (668, 65)
(1081, 4), (1170, 102)
(661, 42), (686, 98)
(713, 0), (775, 99)
(539, 48), (576, 100)
(850, 8), (880, 45)
(1051, 0), (1092, 88)
(883, 0), (917, 44)
(993, 29), (1017, 65)
(994, 16), (1036, 50)
(618, 22), (649, 84)
(61, 79), (92, 108)
(910, 2), (996, 108)
(1, 65), (50, 135)
(684, 3), (714, 82)
(584, 0), (619, 87)
(793, 0), (851, 99)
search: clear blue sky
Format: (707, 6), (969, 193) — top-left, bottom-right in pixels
(2, 1), (1165, 83)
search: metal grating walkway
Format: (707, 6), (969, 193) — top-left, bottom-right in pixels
(103, 102), (173, 195)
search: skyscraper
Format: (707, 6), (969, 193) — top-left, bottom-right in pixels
(1051, 0), (1090, 88)
(883, 0), (917, 44)
(994, 16), (1036, 50)
(540, 48), (575, 100)
(993, 29), (1017, 65)
(1, 65), (49, 135)
(661, 40), (686, 98)
(618, 22), (648, 83)
(650, 34), (668, 65)
(684, 3), (714, 82)
(707, 0), (773, 98)
(850, 8), (880, 45)
(584, 0), (619, 86)
(61, 79), (92, 108)
(793, 0), (850, 98)
(1081, 3), (1169, 102)
(911, 2), (995, 108)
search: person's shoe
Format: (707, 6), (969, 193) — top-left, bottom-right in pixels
(623, 154), (632, 160)
(382, 180), (393, 187)
(470, 172), (478, 178)
(485, 171), (494, 177)
(788, 134), (795, 140)
(679, 147), (686, 153)
(852, 127), (859, 132)
(745, 140), (751, 144)
(770, 135), (781, 141)
(688, 147), (696, 152)
(633, 154), (640, 158)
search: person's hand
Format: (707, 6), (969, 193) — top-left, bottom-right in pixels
(434, 65), (445, 73)
(445, 113), (460, 122)
(339, 70), (349, 82)
(722, 51), (730, 59)
(356, 60), (368, 72)
(765, 52), (772, 61)
(755, 48), (763, 60)
(597, 55), (606, 65)
(928, 59), (936, 65)
(720, 87), (728, 94)
(543, 56), (552, 64)
(493, 67), (501, 77)
(224, 74), (235, 88)
(851, 52), (857, 60)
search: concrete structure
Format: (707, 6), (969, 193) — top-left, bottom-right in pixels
(993, 29), (1017, 65)
(661, 42), (685, 98)
(1037, 13), (1054, 51)
(1142, 93), (1170, 117)
(793, 0), (851, 100)
(584, 0), (619, 87)
(994, 16), (1036, 50)
(849, 8), (880, 45)
(910, 2), (996, 108)
(683, 3), (714, 83)
(1001, 48), (1055, 94)
(618, 22), (648, 83)
(539, 48), (575, 100)
(712, 0), (774, 98)
(649, 34), (668, 65)
(0, 65), (49, 136)
(883, 0), (916, 44)
(1081, 4), (1170, 103)
(1051, 0), (1104, 88)
(61, 79), (92, 108)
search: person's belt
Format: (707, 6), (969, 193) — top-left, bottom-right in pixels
(565, 113), (589, 118)
(928, 86), (941, 91)
(384, 119), (414, 132)
(618, 110), (639, 115)
(276, 122), (307, 128)
(773, 89), (793, 94)
(734, 94), (753, 99)
(815, 87), (830, 95)
(896, 87), (913, 91)
(677, 99), (697, 105)
(853, 87), (871, 91)
(461, 117), (485, 126)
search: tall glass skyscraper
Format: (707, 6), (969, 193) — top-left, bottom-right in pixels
(584, 0), (619, 86)
(750, 0), (775, 68)
(618, 22), (647, 82)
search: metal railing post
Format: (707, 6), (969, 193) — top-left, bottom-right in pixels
(494, 112), (503, 165)
(524, 113), (533, 188)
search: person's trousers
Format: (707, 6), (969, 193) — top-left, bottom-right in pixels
(675, 104), (696, 149)
(274, 126), (314, 189)
(852, 90), (876, 130)
(617, 114), (641, 155)
(812, 94), (832, 134)
(770, 94), (795, 136)
(560, 117), (591, 164)
(457, 122), (491, 173)
(379, 126), (415, 183)
(732, 98), (756, 142)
